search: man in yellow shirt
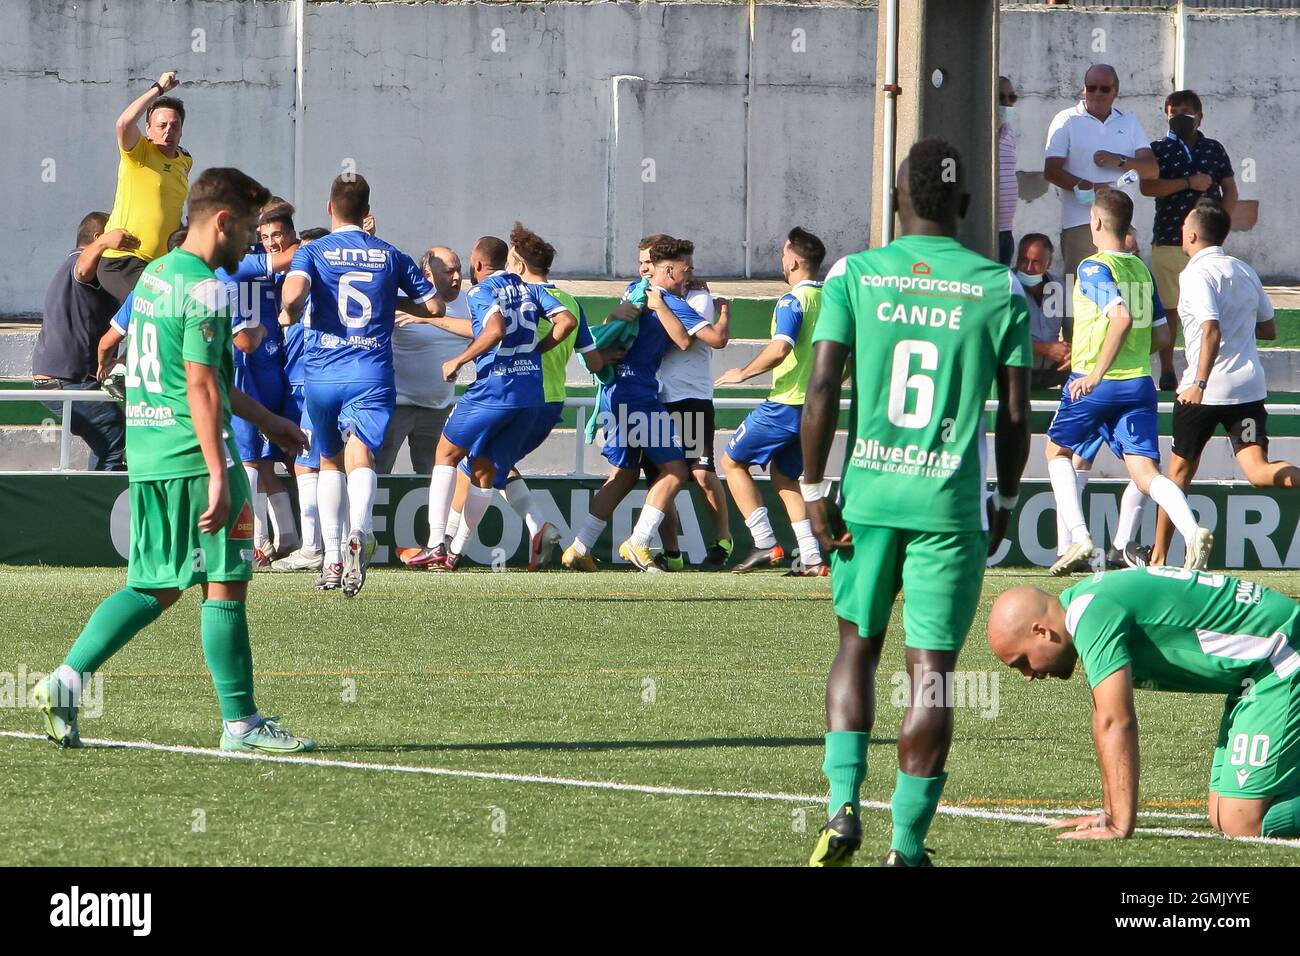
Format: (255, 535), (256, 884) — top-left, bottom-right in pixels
(98, 71), (193, 303)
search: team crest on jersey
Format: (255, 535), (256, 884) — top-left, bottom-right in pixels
(200, 320), (216, 344)
(912, 261), (931, 275)
(232, 501), (255, 540)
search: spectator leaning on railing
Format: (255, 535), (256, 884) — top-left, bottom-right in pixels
(31, 212), (138, 471)
(97, 71), (192, 304)
(1139, 90), (1238, 392)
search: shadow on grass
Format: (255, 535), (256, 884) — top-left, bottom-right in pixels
(328, 735), (897, 755)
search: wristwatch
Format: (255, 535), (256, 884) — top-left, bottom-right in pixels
(1196, 379), (1209, 389)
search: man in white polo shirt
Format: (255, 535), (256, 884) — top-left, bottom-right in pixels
(1150, 200), (1299, 565)
(1044, 64), (1155, 278)
(377, 246), (471, 473)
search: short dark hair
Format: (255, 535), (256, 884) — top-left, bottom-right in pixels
(638, 233), (673, 251)
(186, 167), (271, 225)
(786, 226), (826, 271)
(329, 173), (370, 223)
(166, 227), (188, 251)
(473, 236), (509, 272)
(509, 222), (556, 275)
(1165, 90), (1203, 115)
(1093, 188), (1133, 236)
(146, 96), (185, 125)
(258, 198), (295, 231)
(1188, 198), (1232, 245)
(75, 211), (109, 248)
(299, 227), (329, 241)
(648, 237), (694, 265)
(1017, 232), (1054, 255)
(906, 138), (964, 222)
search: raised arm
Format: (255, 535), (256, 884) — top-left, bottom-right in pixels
(116, 72), (179, 152)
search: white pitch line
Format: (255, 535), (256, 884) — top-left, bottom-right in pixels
(2, 730), (1297, 848)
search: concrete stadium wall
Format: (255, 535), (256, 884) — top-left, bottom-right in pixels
(1, 1), (1295, 315)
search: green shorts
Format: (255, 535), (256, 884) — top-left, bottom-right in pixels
(1209, 671), (1300, 799)
(829, 523), (988, 652)
(127, 467), (255, 591)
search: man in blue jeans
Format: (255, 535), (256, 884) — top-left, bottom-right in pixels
(32, 212), (134, 471)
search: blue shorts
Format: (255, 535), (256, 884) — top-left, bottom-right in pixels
(598, 392), (685, 471)
(445, 397), (539, 489)
(1047, 374), (1159, 462)
(304, 379), (396, 459)
(726, 399), (804, 478)
(287, 383), (319, 469)
(233, 363), (289, 463)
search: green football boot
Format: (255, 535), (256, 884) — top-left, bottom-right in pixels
(220, 716), (316, 754)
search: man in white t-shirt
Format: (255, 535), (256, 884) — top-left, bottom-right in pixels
(634, 236), (733, 571)
(1043, 64), (1155, 278)
(377, 246), (472, 473)
(1150, 200), (1299, 564)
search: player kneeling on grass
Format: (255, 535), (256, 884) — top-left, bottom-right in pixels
(32, 167), (315, 754)
(1150, 200), (1299, 565)
(989, 567), (1300, 841)
(716, 226), (828, 576)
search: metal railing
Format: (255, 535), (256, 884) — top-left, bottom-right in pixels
(8, 389), (1300, 476)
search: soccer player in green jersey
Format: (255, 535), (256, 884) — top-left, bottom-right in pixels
(990, 568), (1300, 841)
(801, 139), (1033, 866)
(32, 167), (316, 754)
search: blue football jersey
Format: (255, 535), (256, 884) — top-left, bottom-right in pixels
(288, 225), (435, 384)
(218, 252), (287, 373)
(461, 271), (559, 408)
(608, 286), (707, 405)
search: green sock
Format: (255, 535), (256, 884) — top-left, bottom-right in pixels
(1262, 793), (1300, 837)
(822, 731), (869, 817)
(200, 599), (257, 722)
(890, 769), (948, 864)
(64, 588), (165, 674)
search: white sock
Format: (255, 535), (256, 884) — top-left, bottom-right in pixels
(245, 465), (270, 550)
(297, 472), (322, 554)
(505, 477), (545, 539)
(454, 486), (495, 554)
(318, 469), (347, 565)
(745, 507), (778, 549)
(1148, 474), (1201, 542)
(792, 518), (822, 565)
(1113, 481), (1146, 549)
(224, 713), (262, 736)
(268, 491), (298, 551)
(54, 663), (83, 703)
(347, 467), (377, 537)
(426, 465), (457, 547)
(631, 505), (666, 548)
(445, 508), (463, 545)
(571, 515), (607, 557)
(1048, 458), (1088, 545)
(1057, 468), (1092, 555)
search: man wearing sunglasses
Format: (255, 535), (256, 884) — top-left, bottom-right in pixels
(1044, 65), (1155, 280)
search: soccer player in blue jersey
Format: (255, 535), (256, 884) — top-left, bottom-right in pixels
(223, 199), (302, 568)
(277, 174), (450, 596)
(561, 237), (711, 572)
(415, 235), (578, 569)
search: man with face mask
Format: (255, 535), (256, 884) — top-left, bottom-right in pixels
(1044, 65), (1154, 280)
(1139, 91), (1238, 392)
(997, 76), (1019, 267)
(988, 569), (1300, 842)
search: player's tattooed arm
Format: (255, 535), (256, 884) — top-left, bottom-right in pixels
(535, 309), (577, 355)
(229, 386), (307, 461)
(801, 339), (853, 552)
(442, 312), (505, 382)
(1053, 667), (1139, 840)
(187, 360), (231, 534)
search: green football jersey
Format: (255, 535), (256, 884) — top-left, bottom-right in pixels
(123, 248), (238, 481)
(535, 284), (583, 404)
(1060, 568), (1300, 692)
(813, 235), (1032, 532)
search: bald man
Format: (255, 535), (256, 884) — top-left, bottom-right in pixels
(988, 568), (1300, 841)
(379, 245), (473, 474)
